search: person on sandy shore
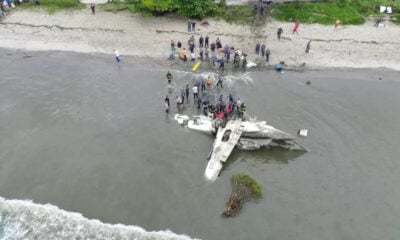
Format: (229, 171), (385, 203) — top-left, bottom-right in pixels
(90, 3), (95, 14)
(113, 49), (120, 63)
(180, 48), (187, 62)
(255, 43), (260, 55)
(266, 48), (270, 62)
(261, 44), (266, 57)
(187, 19), (191, 32)
(335, 18), (340, 29)
(205, 35), (209, 48)
(199, 35), (204, 48)
(292, 20), (300, 34)
(277, 27), (283, 40)
(305, 40), (311, 53)
(191, 20), (196, 32)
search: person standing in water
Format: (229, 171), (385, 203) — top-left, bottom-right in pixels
(216, 74), (223, 89)
(166, 71), (173, 84)
(165, 95), (170, 113)
(185, 84), (190, 104)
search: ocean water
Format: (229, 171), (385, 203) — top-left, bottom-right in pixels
(0, 197), (199, 240)
(1, 49), (400, 240)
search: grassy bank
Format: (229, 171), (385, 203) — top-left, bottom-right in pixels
(18, 0), (84, 13)
(271, 0), (400, 25)
(16, 0), (399, 25)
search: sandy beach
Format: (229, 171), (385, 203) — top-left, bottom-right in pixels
(1, 8), (399, 70)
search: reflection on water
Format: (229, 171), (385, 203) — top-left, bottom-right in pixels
(222, 147), (306, 176)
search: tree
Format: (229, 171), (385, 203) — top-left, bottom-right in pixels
(174, 0), (218, 19)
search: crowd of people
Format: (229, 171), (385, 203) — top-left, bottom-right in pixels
(159, 3), (388, 115)
(164, 71), (246, 121)
(1, 0), (29, 20)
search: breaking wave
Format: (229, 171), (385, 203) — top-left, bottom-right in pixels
(0, 197), (200, 240)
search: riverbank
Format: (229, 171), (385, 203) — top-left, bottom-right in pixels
(1, 9), (399, 70)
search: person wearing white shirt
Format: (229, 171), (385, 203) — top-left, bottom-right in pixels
(192, 85), (198, 100)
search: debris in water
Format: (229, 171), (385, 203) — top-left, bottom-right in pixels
(222, 174), (262, 217)
(298, 129), (308, 137)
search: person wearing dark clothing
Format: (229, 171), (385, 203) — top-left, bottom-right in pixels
(266, 49), (270, 62)
(185, 84), (190, 103)
(261, 44), (266, 57)
(255, 43), (260, 55)
(199, 36), (204, 48)
(233, 51), (240, 68)
(202, 100), (209, 116)
(201, 79), (206, 92)
(205, 48), (209, 62)
(189, 43), (195, 54)
(199, 48), (204, 61)
(224, 45), (231, 63)
(229, 94), (234, 103)
(205, 36), (209, 48)
(216, 38), (222, 49)
(165, 95), (170, 113)
(219, 58), (225, 73)
(216, 74), (223, 89)
(192, 20), (196, 32)
(166, 71), (173, 84)
(170, 40), (175, 53)
(210, 43), (216, 53)
(305, 40), (311, 53)
(253, 2), (258, 14)
(180, 89), (185, 105)
(90, 3), (95, 14)
(177, 41), (182, 48)
(212, 55), (218, 67)
(374, 16), (382, 27)
(277, 27), (283, 40)
(197, 97), (202, 109)
(188, 19), (192, 32)
(260, 4), (265, 15)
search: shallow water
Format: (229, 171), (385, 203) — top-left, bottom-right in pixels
(1, 49), (400, 240)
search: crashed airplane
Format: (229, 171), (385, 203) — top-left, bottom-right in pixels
(174, 114), (307, 181)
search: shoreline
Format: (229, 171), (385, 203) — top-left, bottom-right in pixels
(1, 9), (400, 71)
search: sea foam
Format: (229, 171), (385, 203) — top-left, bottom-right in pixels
(0, 197), (201, 240)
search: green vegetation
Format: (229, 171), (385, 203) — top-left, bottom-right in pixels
(222, 174), (262, 217)
(101, 0), (218, 18)
(100, 0), (253, 24)
(17, 0), (400, 25)
(19, 0), (84, 13)
(100, 0), (135, 13)
(272, 0), (400, 25)
(218, 5), (254, 24)
(272, 2), (365, 25)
